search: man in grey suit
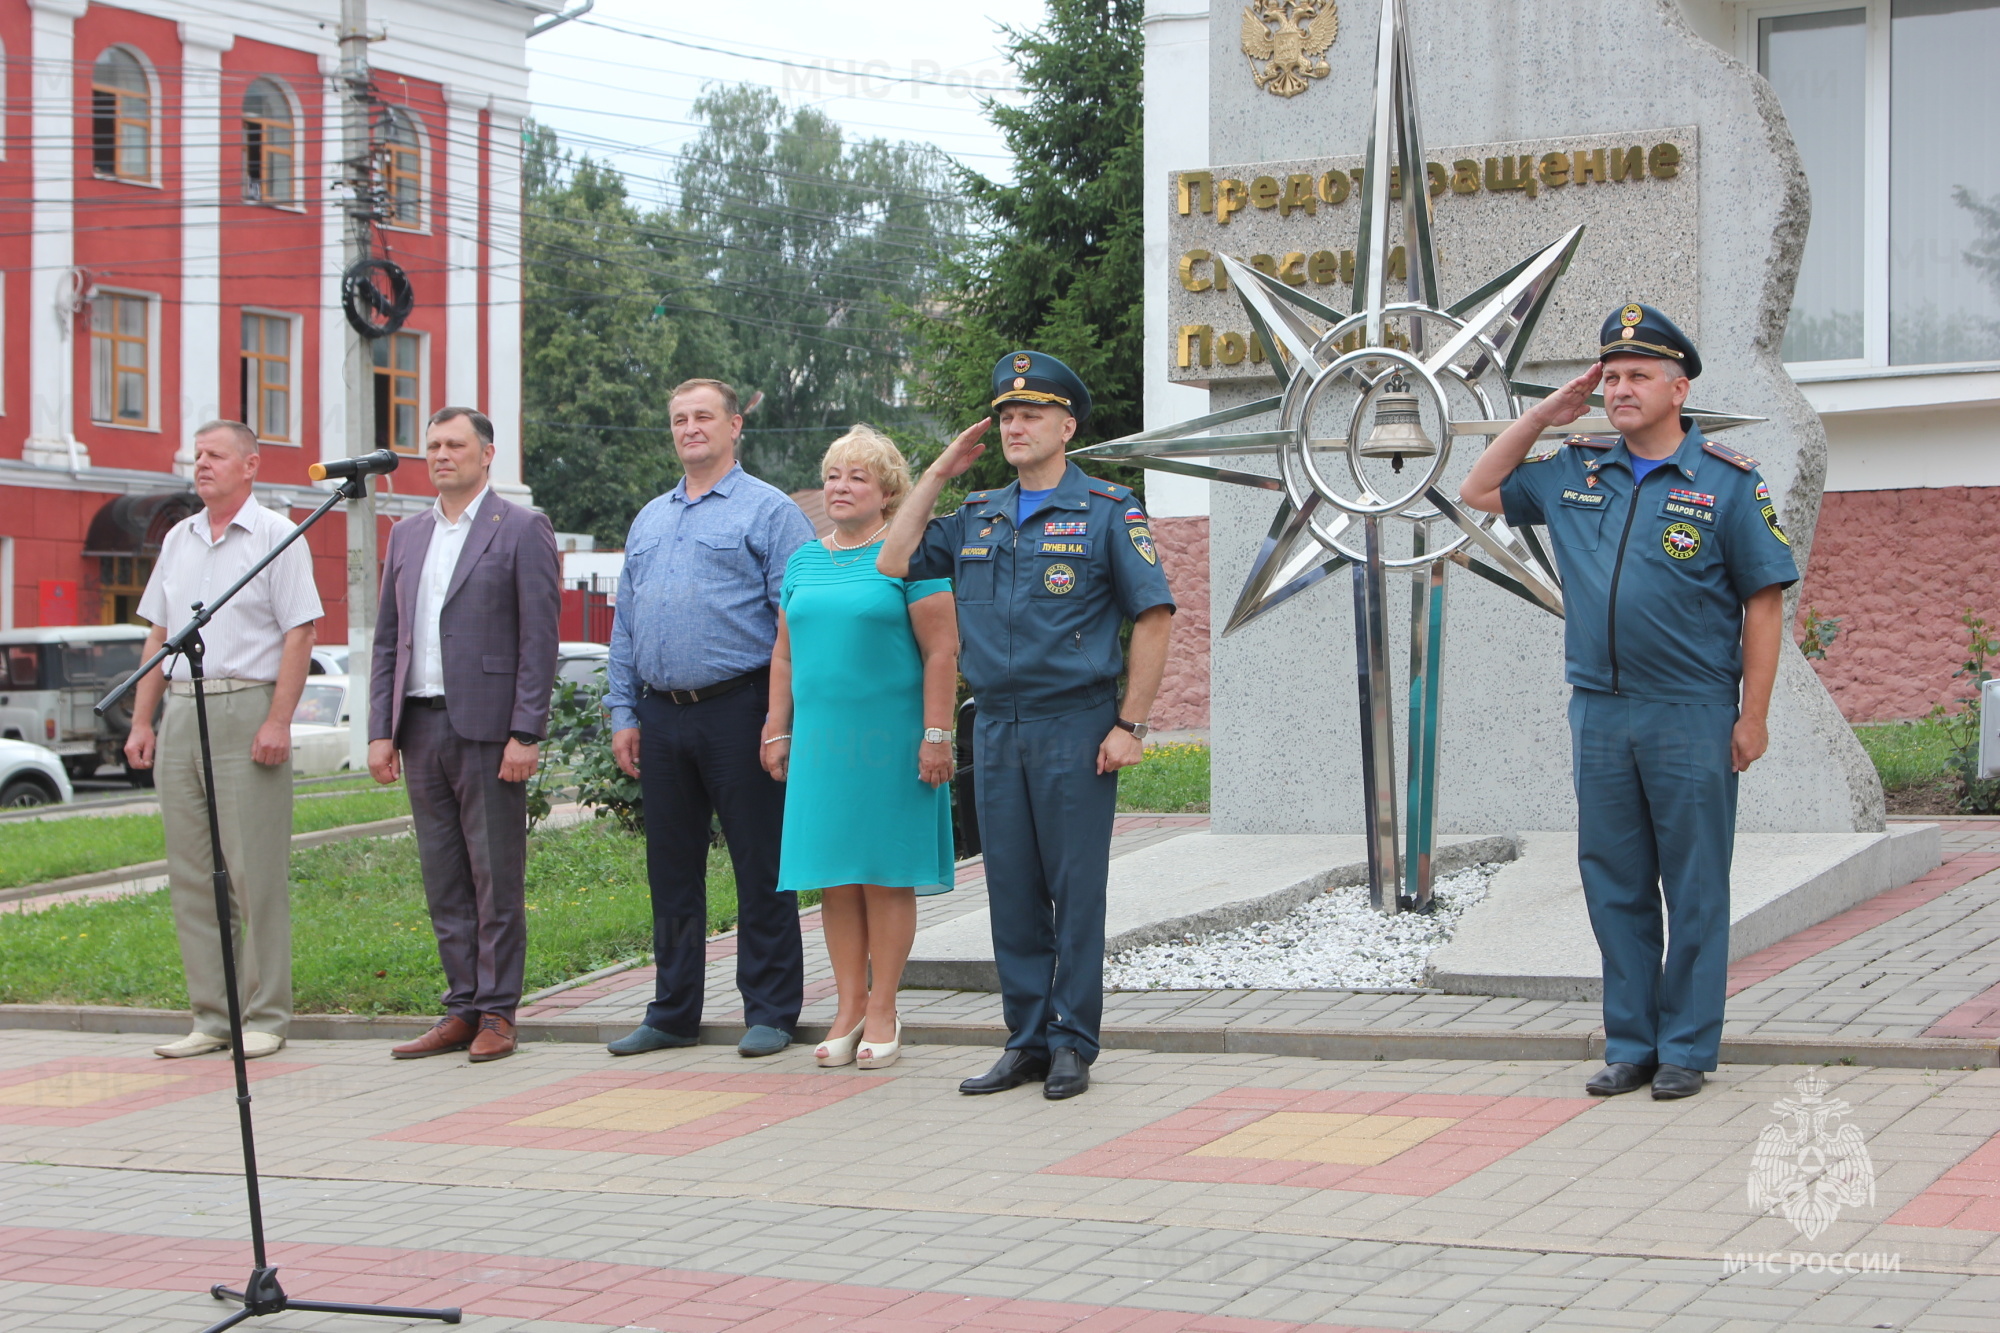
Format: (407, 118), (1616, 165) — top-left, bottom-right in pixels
(368, 407), (562, 1063)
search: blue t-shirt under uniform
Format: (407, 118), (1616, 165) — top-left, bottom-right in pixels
(1016, 487), (1054, 528)
(1629, 455), (1667, 486)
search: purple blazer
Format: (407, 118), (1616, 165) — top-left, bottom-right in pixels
(369, 491), (562, 745)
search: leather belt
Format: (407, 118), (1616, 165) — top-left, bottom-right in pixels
(643, 667), (767, 707)
(404, 695), (449, 710)
(167, 678), (272, 697)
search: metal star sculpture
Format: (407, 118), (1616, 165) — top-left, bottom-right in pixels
(1072, 0), (1760, 912)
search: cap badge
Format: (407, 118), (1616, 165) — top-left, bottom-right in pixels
(1620, 304), (1644, 327)
(1013, 377), (1026, 390)
(1013, 354), (1032, 373)
(1620, 327), (1635, 339)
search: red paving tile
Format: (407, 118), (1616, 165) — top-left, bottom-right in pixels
(0, 1225), (1412, 1330)
(1924, 979), (2000, 1038)
(1888, 1132), (2000, 1231)
(1045, 1088), (1595, 1197)
(0, 1055), (308, 1126)
(1726, 851), (2000, 996)
(375, 1066), (888, 1156)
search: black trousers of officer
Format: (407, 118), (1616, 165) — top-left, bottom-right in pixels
(636, 684), (803, 1038)
(975, 698), (1120, 1063)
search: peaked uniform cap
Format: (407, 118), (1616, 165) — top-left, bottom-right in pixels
(992, 350), (1093, 423)
(1598, 302), (1702, 380)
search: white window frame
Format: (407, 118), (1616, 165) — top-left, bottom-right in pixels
(239, 307), (303, 445)
(1742, 0), (2000, 376)
(85, 286), (162, 433)
(377, 104), (431, 235)
(89, 43), (164, 190)
(241, 75), (307, 213)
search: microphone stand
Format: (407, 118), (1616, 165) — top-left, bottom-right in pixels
(97, 475), (459, 1331)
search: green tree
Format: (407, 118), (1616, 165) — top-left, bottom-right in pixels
(675, 87), (968, 490)
(521, 124), (713, 544)
(914, 0), (1145, 495)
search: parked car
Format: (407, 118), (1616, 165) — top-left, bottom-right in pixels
(0, 737), (75, 808)
(554, 641), (610, 691)
(0, 624), (152, 784)
(309, 645), (350, 676)
(290, 674), (353, 776)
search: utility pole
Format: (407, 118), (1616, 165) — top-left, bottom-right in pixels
(338, 0), (379, 771)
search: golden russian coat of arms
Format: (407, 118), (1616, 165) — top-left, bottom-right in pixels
(1241, 1), (1338, 98)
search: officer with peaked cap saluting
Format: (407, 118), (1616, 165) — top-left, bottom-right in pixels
(879, 352), (1175, 1100)
(1459, 304), (1798, 1101)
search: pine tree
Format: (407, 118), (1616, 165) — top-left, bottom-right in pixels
(915, 0), (1145, 495)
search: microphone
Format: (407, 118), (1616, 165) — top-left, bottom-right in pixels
(309, 450), (402, 482)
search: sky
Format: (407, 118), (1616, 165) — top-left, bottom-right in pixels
(522, 0), (1051, 208)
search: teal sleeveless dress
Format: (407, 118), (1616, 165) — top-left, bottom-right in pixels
(775, 540), (954, 895)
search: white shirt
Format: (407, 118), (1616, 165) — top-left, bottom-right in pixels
(407, 486), (490, 697)
(137, 495), (323, 681)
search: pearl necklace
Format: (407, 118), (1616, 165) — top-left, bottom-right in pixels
(825, 523), (887, 566)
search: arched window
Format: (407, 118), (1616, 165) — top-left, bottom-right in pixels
(378, 106), (423, 228)
(91, 47), (151, 182)
(242, 78), (296, 205)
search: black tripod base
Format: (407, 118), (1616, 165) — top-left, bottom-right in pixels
(204, 1266), (461, 1330)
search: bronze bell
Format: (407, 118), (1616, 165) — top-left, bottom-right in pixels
(1357, 374), (1436, 472)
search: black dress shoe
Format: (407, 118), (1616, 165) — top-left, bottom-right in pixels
(959, 1049), (1049, 1094)
(1585, 1062), (1658, 1096)
(1652, 1064), (1706, 1099)
(1043, 1048), (1090, 1100)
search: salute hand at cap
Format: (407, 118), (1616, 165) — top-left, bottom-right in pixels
(1532, 364), (1602, 430)
(928, 418), (992, 480)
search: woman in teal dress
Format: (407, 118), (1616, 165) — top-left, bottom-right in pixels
(761, 425), (957, 1071)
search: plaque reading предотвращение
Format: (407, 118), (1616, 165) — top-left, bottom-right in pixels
(1166, 127), (1697, 384)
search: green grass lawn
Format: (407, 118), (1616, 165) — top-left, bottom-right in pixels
(0, 819), (738, 1013)
(1853, 717), (1959, 792)
(0, 787), (413, 890)
(1118, 741), (1211, 814)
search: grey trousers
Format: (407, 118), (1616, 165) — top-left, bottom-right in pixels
(400, 704), (529, 1022)
(158, 683), (293, 1037)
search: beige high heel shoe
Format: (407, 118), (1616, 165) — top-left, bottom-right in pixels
(857, 1019), (902, 1070)
(816, 1019), (864, 1068)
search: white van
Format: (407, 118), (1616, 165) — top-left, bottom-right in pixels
(0, 624), (152, 783)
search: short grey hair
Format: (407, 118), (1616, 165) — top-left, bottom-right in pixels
(428, 406), (495, 446)
(193, 419), (259, 454)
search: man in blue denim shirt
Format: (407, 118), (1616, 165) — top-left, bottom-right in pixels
(605, 378), (815, 1059)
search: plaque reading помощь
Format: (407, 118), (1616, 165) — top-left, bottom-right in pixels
(1167, 128), (1696, 383)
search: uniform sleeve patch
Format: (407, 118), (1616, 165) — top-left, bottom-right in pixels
(1762, 503), (1790, 546)
(1128, 525), (1157, 565)
(1702, 441), (1758, 471)
(1755, 480), (1771, 500)
(1123, 505), (1146, 525)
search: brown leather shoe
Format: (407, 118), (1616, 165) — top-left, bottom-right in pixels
(391, 1016), (474, 1059)
(468, 1014), (517, 1063)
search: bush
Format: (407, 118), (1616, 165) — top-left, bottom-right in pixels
(530, 670), (643, 832)
(1928, 608), (2000, 814)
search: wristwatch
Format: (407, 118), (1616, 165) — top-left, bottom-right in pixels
(922, 727), (951, 745)
(509, 731), (541, 746)
(1114, 718), (1152, 740)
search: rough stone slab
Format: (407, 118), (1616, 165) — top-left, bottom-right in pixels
(900, 830), (1516, 992)
(1427, 824), (1943, 1001)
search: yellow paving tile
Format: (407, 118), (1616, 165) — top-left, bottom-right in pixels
(1187, 1111), (1457, 1166)
(0, 1072), (191, 1107)
(511, 1088), (761, 1132)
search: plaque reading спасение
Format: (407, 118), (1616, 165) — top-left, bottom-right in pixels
(1166, 127), (1697, 385)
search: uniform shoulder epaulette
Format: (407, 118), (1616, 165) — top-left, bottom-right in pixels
(959, 490), (992, 509)
(1085, 476), (1133, 503)
(1702, 440), (1758, 471)
(1565, 434), (1618, 450)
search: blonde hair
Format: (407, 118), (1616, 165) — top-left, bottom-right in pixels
(820, 424), (912, 517)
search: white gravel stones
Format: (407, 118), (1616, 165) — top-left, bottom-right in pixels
(1103, 862), (1503, 992)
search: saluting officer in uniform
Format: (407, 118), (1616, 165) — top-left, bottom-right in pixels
(1461, 305), (1799, 1101)
(879, 352), (1176, 1100)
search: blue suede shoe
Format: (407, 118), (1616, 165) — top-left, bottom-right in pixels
(606, 1025), (696, 1056)
(737, 1025), (792, 1057)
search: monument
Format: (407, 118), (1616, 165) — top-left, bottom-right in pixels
(907, 0), (1938, 1000)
